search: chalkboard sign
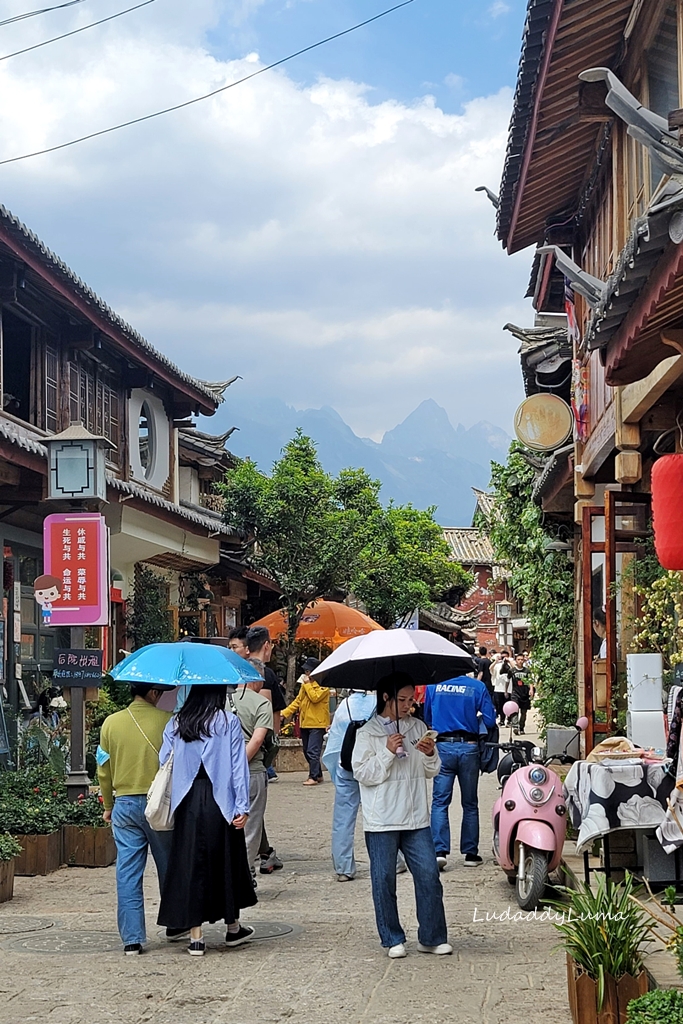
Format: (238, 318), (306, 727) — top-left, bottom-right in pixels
(53, 649), (103, 687)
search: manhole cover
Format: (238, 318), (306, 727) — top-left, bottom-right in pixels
(4, 930), (120, 954)
(0, 916), (56, 935)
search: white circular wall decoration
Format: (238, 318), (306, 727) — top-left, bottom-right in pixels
(128, 389), (170, 490)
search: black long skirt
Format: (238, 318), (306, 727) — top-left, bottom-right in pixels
(157, 768), (257, 929)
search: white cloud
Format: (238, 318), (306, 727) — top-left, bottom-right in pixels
(488, 1), (511, 18)
(0, 3), (529, 437)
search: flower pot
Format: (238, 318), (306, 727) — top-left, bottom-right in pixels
(13, 832), (62, 876)
(275, 737), (309, 773)
(0, 858), (15, 903)
(62, 825), (116, 867)
(566, 955), (650, 1024)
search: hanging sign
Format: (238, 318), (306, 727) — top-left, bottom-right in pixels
(513, 393), (573, 452)
(38, 513), (109, 626)
(52, 649), (103, 687)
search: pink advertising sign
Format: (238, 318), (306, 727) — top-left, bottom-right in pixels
(41, 513), (109, 626)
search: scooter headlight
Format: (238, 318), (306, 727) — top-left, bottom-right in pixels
(529, 767), (547, 786)
(529, 787), (545, 803)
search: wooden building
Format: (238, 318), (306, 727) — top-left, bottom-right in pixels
(496, 0), (683, 748)
(0, 205), (277, 713)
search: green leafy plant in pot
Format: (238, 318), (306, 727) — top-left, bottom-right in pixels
(0, 835), (22, 861)
(552, 872), (651, 1022)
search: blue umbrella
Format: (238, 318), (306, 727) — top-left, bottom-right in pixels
(109, 642), (262, 687)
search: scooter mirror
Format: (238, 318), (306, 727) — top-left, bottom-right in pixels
(503, 700), (519, 719)
(576, 716), (589, 732)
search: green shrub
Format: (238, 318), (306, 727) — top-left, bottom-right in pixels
(63, 793), (107, 828)
(0, 794), (68, 835)
(0, 834), (22, 861)
(0, 766), (65, 800)
(626, 989), (683, 1023)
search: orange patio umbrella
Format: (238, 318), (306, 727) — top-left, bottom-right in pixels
(250, 600), (383, 649)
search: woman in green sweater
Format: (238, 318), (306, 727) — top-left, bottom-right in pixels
(98, 682), (174, 955)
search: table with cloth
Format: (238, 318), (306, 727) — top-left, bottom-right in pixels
(564, 759), (674, 855)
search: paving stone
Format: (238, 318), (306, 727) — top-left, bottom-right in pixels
(0, 761), (572, 1024)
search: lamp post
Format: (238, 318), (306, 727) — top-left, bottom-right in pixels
(496, 600), (513, 649)
(44, 424), (113, 800)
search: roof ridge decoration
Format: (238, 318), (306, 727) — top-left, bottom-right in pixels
(579, 68), (683, 176)
(0, 204), (219, 409)
(195, 377), (241, 402)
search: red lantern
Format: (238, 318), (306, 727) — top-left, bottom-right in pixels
(652, 454), (683, 569)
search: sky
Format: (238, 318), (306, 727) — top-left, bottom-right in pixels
(0, 0), (532, 440)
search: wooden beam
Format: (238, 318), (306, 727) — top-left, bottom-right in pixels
(0, 460), (20, 486)
(620, 351), (683, 422)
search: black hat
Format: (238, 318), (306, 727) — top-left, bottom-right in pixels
(302, 657), (321, 674)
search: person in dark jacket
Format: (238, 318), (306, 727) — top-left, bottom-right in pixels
(503, 654), (534, 734)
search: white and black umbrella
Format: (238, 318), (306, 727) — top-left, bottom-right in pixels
(310, 629), (475, 690)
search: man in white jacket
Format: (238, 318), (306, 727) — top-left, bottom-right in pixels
(352, 673), (452, 959)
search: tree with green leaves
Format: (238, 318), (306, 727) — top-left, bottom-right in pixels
(351, 503), (473, 629)
(481, 442), (576, 729)
(220, 431), (472, 691)
(220, 432), (370, 692)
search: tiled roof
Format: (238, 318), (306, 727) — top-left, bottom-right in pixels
(471, 488), (495, 521)
(106, 475), (237, 537)
(442, 527), (495, 566)
(0, 205), (220, 409)
(0, 416), (48, 458)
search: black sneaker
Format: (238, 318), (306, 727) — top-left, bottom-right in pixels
(464, 854), (483, 866)
(166, 928), (190, 942)
(188, 939), (205, 956)
(225, 925), (255, 947)
(124, 943), (143, 955)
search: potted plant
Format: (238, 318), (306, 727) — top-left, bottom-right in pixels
(626, 990), (683, 1023)
(0, 794), (67, 875)
(62, 794), (116, 867)
(0, 834), (22, 902)
(552, 872), (651, 1024)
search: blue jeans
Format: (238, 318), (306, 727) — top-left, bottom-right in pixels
(365, 828), (447, 948)
(111, 795), (173, 946)
(431, 740), (481, 857)
(332, 766), (361, 876)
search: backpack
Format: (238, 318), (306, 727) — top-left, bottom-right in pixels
(339, 695), (372, 772)
(340, 720), (368, 772)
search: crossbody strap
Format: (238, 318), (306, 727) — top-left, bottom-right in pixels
(127, 707), (160, 756)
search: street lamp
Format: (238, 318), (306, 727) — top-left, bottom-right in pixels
(46, 423), (113, 505)
(44, 423), (113, 800)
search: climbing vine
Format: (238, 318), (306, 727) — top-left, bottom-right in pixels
(481, 443), (577, 729)
(127, 565), (174, 650)
(632, 570), (683, 670)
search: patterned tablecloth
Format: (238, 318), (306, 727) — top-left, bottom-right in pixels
(563, 759), (674, 854)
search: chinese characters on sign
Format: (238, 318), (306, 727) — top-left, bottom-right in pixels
(53, 649), (103, 686)
(40, 513), (109, 626)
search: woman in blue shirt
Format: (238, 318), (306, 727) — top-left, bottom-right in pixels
(157, 684), (256, 956)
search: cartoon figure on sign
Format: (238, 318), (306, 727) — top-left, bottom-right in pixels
(33, 575), (62, 625)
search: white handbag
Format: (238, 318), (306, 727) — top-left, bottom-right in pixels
(126, 708), (175, 831)
(145, 751), (175, 831)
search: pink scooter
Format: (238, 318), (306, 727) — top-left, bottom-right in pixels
(490, 702), (588, 911)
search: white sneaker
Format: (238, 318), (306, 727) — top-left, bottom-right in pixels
(417, 942), (453, 955)
(436, 855), (447, 871)
(388, 943), (407, 959)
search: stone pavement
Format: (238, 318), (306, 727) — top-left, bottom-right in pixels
(0, 767), (573, 1024)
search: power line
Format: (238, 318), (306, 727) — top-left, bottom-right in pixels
(1, 0), (156, 63)
(0, 0), (416, 167)
(0, 0), (89, 29)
